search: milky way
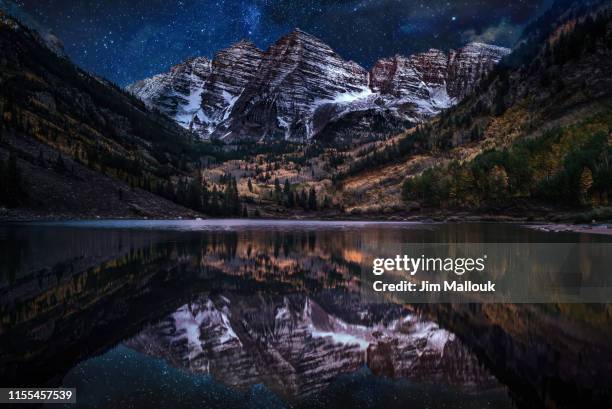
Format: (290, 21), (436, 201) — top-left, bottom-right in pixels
(9, 0), (551, 86)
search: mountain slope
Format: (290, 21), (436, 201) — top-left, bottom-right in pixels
(196, 41), (264, 137)
(0, 12), (207, 218)
(336, 0), (612, 216)
(127, 57), (212, 129)
(0, 0), (65, 56)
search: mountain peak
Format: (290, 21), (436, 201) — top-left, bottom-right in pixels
(281, 27), (325, 44)
(186, 55), (211, 63)
(215, 39), (261, 59)
(232, 38), (259, 49)
(171, 56), (211, 70)
(290, 27), (308, 36)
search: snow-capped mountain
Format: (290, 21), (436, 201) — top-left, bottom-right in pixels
(213, 29), (370, 141)
(126, 293), (498, 397)
(447, 42), (512, 99)
(369, 42), (509, 116)
(127, 57), (212, 128)
(128, 30), (509, 142)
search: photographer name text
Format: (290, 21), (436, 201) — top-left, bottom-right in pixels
(371, 255), (495, 293)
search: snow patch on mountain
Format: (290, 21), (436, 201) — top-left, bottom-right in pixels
(126, 57), (211, 130)
(311, 330), (370, 349)
(171, 304), (207, 360)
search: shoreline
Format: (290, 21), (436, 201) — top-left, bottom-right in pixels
(2, 200), (611, 225)
(2, 209), (612, 236)
(526, 223), (612, 236)
(0, 208), (609, 222)
(0, 211), (550, 223)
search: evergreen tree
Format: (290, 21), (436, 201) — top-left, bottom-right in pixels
(6, 152), (20, 205)
(218, 176), (240, 216)
(322, 195), (331, 209)
(210, 185), (220, 215)
(188, 177), (203, 211)
(54, 152), (66, 172)
(143, 176), (151, 192)
(299, 189), (307, 208)
(288, 189), (295, 207)
(232, 177), (240, 214)
(37, 149), (45, 167)
(1, 152), (24, 207)
(283, 179), (293, 207)
(176, 178), (189, 206)
(274, 178), (282, 203)
(163, 180), (175, 201)
(0, 158), (4, 203)
(308, 187), (317, 211)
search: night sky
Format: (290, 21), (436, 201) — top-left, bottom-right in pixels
(5, 0), (552, 86)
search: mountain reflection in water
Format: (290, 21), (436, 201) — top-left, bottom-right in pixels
(0, 220), (611, 409)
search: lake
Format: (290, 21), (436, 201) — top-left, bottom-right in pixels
(1, 220), (611, 408)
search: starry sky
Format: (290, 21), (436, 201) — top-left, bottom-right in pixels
(5, 0), (553, 86)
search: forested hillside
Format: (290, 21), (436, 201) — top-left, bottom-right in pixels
(338, 1), (612, 219)
(0, 12), (245, 218)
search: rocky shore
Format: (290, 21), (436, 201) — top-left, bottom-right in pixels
(526, 223), (612, 236)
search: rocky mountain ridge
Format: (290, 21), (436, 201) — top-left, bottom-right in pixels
(128, 29), (509, 142)
(0, 0), (66, 56)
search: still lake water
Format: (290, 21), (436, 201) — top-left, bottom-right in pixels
(1, 220), (611, 408)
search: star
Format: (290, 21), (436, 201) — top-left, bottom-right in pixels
(9, 0), (550, 86)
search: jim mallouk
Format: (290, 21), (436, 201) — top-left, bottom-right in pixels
(370, 254), (496, 293)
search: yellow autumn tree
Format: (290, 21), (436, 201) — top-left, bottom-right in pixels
(579, 167), (593, 205)
(488, 165), (509, 201)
